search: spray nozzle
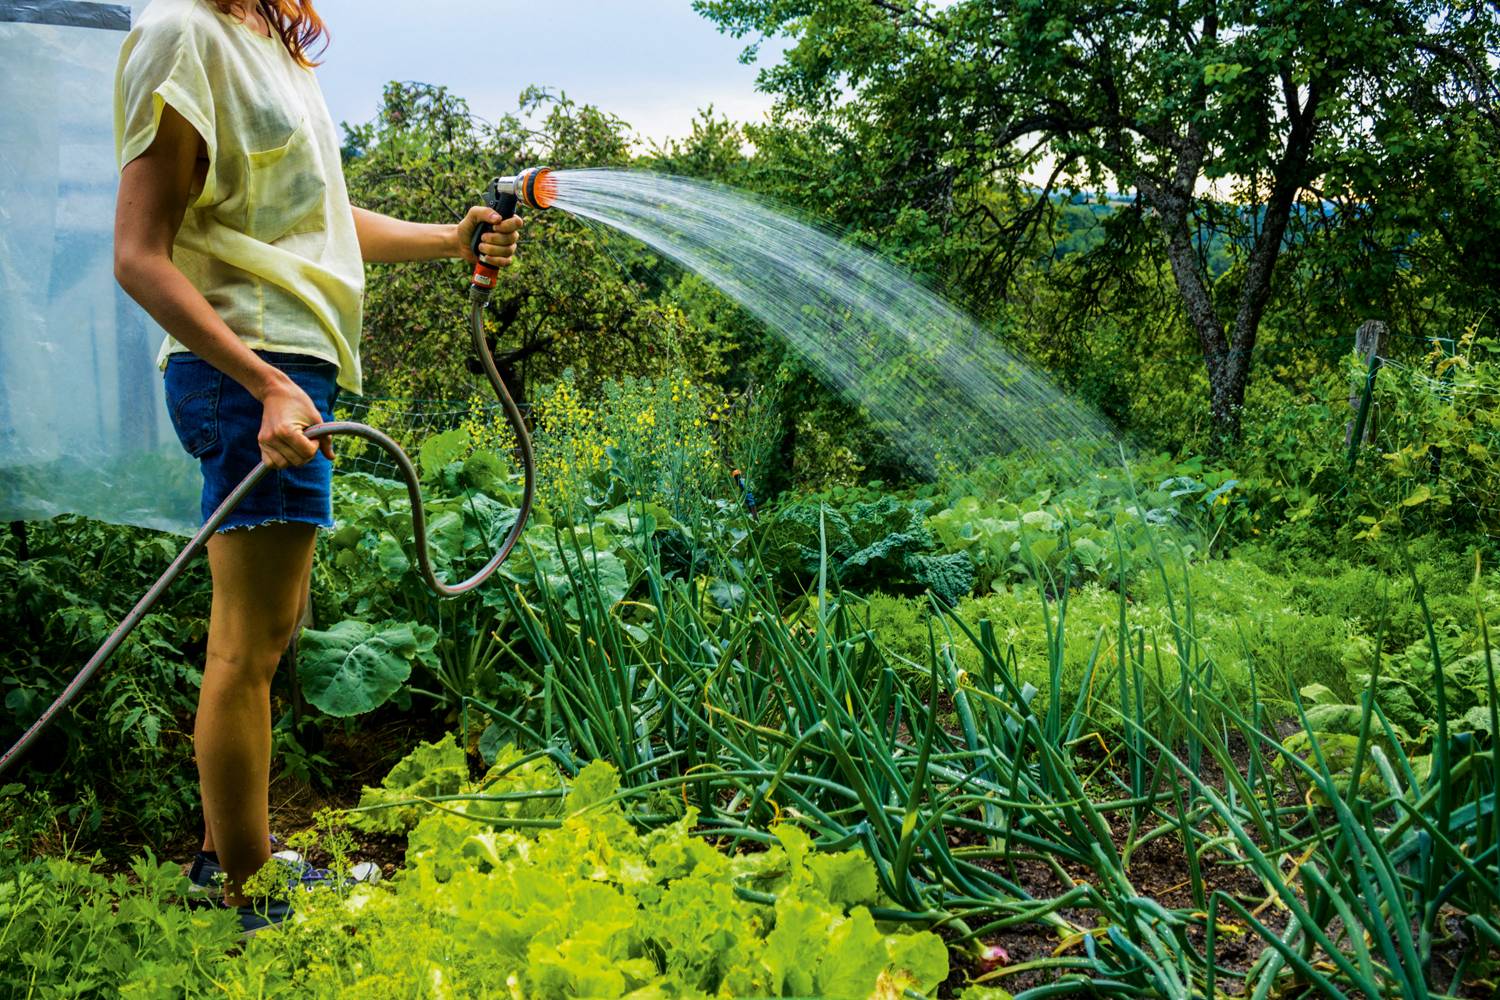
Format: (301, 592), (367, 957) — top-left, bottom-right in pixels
(507, 165), (556, 209)
(471, 165), (554, 290)
(484, 165), (557, 212)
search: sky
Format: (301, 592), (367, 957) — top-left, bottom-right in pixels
(310, 1), (782, 146)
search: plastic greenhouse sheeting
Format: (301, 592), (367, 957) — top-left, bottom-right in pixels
(1, 0), (199, 535)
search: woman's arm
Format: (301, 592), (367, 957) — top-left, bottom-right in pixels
(351, 205), (523, 266)
(114, 103), (329, 469)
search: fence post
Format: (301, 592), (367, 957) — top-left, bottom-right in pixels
(1345, 320), (1388, 470)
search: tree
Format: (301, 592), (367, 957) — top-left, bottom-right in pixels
(342, 83), (727, 403)
(697, 0), (1500, 443)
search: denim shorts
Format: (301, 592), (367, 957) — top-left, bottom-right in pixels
(164, 350), (340, 532)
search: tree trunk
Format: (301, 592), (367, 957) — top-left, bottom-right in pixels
(1143, 175), (1250, 447)
(1207, 348), (1251, 446)
(1135, 67), (1321, 449)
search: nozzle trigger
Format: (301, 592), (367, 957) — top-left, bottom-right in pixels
(471, 178), (519, 289)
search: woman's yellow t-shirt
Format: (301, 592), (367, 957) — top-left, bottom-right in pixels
(114, 0), (365, 393)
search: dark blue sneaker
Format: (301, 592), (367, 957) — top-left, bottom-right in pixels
(186, 840), (305, 896)
(190, 847), (379, 896)
(234, 895), (294, 937)
(280, 856), (382, 892)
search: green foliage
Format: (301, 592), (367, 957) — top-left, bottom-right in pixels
(1357, 331), (1500, 538)
(347, 733), (565, 835)
(235, 753), (950, 998)
(0, 849), (239, 997)
(348, 734), (469, 834)
(489, 496), (1500, 995)
(756, 453), (1238, 604)
(0, 752), (948, 999)
(530, 368), (734, 522)
(500, 523), (633, 620)
(343, 83), (732, 403)
(315, 467), (516, 709)
(696, 0), (1500, 439)
(1231, 329), (1500, 543)
(315, 393), (747, 718)
(861, 538), (1500, 740)
(928, 457), (1237, 593)
(297, 619), (439, 718)
(1290, 642), (1500, 751)
(4, 480), (1498, 996)
(761, 495), (975, 604)
(0, 518), (208, 839)
(11, 30), (1500, 996)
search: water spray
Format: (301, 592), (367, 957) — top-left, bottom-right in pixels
(0, 168), (554, 777)
(539, 169), (1121, 479)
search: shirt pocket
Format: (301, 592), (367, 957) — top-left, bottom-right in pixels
(245, 117), (327, 244)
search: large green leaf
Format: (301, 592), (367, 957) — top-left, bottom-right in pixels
(418, 428), (470, 480)
(453, 493), (519, 554)
(349, 733), (469, 833)
(500, 525), (632, 619)
(298, 619), (438, 717)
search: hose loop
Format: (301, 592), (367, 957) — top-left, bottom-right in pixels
(0, 290), (534, 775)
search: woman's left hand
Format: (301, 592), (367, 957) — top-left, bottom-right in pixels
(456, 206), (524, 267)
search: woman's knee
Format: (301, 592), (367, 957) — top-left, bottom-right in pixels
(204, 619), (297, 686)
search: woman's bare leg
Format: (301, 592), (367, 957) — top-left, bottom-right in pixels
(195, 523), (316, 906)
(200, 564), (313, 857)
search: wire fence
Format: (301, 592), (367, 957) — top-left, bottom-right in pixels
(1375, 355), (1500, 398)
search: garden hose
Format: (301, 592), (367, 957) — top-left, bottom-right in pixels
(0, 168), (552, 777)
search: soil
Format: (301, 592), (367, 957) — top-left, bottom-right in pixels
(930, 728), (1497, 998)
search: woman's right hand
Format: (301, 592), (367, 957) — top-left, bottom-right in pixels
(257, 381), (331, 468)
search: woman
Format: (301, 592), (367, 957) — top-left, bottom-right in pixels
(112, 0), (521, 933)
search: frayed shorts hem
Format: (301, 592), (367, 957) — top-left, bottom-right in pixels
(214, 515), (334, 535)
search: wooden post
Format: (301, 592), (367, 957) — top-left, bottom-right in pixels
(1346, 319), (1388, 451)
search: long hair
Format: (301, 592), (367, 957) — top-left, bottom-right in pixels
(215, 1), (328, 67)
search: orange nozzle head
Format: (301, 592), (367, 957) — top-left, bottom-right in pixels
(519, 166), (556, 209)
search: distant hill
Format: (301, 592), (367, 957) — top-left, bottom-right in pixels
(1043, 191), (1336, 278)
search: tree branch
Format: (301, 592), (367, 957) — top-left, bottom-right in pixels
(866, 0), (948, 35)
